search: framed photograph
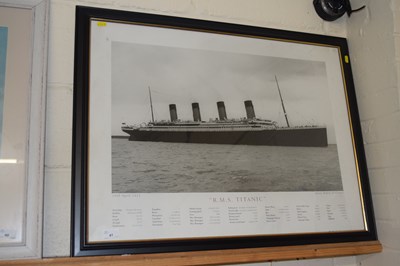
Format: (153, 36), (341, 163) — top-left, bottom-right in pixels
(72, 6), (377, 257)
(0, 0), (48, 260)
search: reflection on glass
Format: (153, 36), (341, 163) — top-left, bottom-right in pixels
(0, 159), (17, 164)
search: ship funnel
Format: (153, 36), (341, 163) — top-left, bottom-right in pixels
(169, 104), (178, 122)
(217, 101), (227, 120)
(192, 102), (202, 122)
(244, 100), (256, 119)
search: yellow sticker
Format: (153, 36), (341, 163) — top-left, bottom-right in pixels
(97, 21), (107, 27)
(344, 55), (349, 63)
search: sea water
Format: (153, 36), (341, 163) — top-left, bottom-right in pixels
(112, 138), (342, 193)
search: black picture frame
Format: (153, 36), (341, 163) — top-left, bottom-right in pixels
(72, 5), (377, 257)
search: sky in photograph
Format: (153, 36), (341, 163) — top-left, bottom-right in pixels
(111, 41), (337, 144)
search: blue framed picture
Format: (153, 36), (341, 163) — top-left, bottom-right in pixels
(0, 26), (8, 150)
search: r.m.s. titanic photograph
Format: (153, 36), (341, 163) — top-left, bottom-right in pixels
(111, 42), (342, 193)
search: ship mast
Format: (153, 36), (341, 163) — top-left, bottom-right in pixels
(148, 86), (155, 123)
(275, 75), (290, 128)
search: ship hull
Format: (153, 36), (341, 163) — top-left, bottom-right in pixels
(122, 127), (328, 147)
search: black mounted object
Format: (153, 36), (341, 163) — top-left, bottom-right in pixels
(313, 0), (366, 21)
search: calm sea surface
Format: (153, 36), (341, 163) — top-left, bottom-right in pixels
(112, 138), (342, 193)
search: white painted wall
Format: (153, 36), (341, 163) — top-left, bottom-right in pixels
(347, 0), (400, 265)
(43, 0), (400, 265)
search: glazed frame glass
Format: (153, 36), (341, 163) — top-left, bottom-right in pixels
(72, 6), (377, 257)
(0, 0), (48, 260)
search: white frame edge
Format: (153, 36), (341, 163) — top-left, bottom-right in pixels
(0, 0), (49, 260)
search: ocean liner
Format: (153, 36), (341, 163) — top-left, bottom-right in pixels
(121, 79), (328, 147)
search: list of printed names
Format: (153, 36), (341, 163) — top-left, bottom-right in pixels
(111, 203), (348, 229)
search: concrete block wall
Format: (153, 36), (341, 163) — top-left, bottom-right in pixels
(43, 0), (400, 265)
(347, 0), (400, 265)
